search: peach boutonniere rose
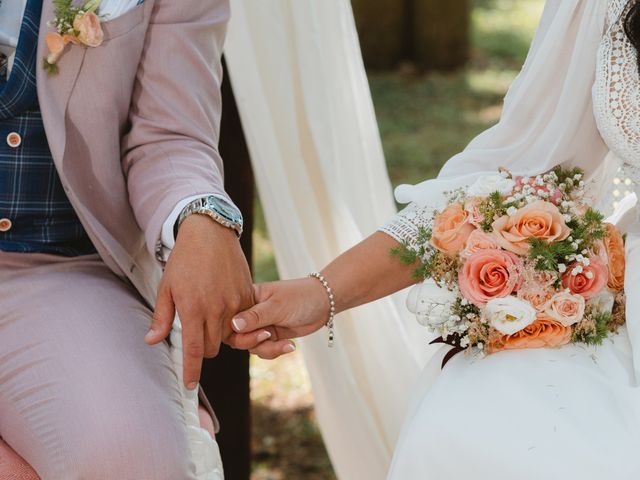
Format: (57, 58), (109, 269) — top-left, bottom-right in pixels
(44, 0), (105, 75)
(492, 200), (571, 255)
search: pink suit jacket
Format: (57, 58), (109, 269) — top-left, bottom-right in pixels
(36, 0), (231, 306)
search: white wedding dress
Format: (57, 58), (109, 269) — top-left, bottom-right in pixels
(382, 1), (640, 478)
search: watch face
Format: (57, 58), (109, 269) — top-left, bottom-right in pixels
(207, 196), (242, 223)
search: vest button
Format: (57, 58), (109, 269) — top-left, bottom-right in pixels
(6, 132), (21, 148)
(0, 218), (12, 232)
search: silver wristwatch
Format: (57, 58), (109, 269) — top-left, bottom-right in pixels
(176, 195), (243, 238)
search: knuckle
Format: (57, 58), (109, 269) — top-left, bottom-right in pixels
(184, 341), (205, 359)
(151, 311), (165, 325)
(179, 302), (203, 320)
(245, 309), (263, 326)
(204, 345), (220, 358)
(208, 304), (227, 320)
(225, 292), (244, 313)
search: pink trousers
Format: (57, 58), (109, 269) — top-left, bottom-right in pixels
(0, 251), (198, 479)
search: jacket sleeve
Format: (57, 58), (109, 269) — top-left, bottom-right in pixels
(121, 0), (235, 258)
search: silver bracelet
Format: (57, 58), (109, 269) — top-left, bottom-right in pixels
(309, 272), (336, 347)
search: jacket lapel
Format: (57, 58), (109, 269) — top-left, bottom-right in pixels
(36, 0), (87, 167)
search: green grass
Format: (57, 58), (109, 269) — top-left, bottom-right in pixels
(250, 1), (545, 478)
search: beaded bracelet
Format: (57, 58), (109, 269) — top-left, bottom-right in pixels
(309, 272), (336, 347)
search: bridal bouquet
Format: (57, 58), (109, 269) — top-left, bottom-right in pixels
(394, 167), (626, 355)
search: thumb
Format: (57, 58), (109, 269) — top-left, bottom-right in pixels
(232, 300), (273, 333)
(146, 283), (176, 345)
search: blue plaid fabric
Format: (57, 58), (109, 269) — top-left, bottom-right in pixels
(0, 0), (96, 256)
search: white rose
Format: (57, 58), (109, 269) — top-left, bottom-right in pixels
(483, 296), (537, 335)
(407, 281), (457, 327)
(467, 175), (516, 197)
(587, 290), (616, 315)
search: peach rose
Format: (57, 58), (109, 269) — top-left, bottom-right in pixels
(459, 249), (523, 306)
(464, 199), (485, 227)
(462, 229), (500, 257)
(518, 288), (553, 312)
(74, 11), (104, 48)
(544, 291), (585, 326)
(517, 266), (556, 311)
(45, 32), (78, 65)
(603, 223), (625, 291)
(492, 200), (571, 255)
(493, 315), (572, 351)
(430, 203), (475, 255)
(589, 239), (609, 266)
(561, 258), (608, 300)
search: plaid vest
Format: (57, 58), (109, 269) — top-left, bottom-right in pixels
(0, 0), (96, 256)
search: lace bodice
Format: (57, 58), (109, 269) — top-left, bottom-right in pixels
(382, 0), (640, 247)
(593, 0), (640, 176)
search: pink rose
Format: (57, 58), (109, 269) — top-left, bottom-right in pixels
(492, 200), (571, 255)
(462, 229), (499, 257)
(459, 249), (523, 306)
(544, 291), (585, 326)
(561, 258), (608, 300)
(464, 199), (485, 228)
(430, 203), (476, 255)
(74, 11), (104, 48)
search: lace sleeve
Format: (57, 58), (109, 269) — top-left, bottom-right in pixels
(593, 0), (640, 178)
(379, 203), (435, 251)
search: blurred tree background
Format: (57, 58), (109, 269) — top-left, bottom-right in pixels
(250, 1), (544, 479)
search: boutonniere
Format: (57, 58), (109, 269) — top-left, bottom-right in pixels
(43, 0), (105, 75)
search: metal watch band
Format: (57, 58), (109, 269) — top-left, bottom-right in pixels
(176, 196), (243, 238)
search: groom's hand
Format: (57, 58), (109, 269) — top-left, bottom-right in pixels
(145, 214), (254, 390)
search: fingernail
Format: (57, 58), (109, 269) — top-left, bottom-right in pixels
(283, 343), (296, 353)
(187, 382), (198, 391)
(257, 330), (272, 342)
(144, 329), (157, 341)
(232, 317), (247, 332)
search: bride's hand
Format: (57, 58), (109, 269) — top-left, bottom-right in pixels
(226, 278), (331, 359)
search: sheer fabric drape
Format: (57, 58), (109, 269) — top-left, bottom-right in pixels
(225, 1), (436, 478)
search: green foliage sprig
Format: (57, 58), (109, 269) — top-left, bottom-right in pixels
(553, 166), (584, 197)
(566, 208), (606, 251)
(478, 191), (519, 231)
(390, 226), (460, 287)
(527, 238), (574, 272)
(572, 310), (611, 346)
(527, 207), (606, 272)
(390, 226), (433, 280)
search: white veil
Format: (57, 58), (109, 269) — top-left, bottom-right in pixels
(224, 1), (637, 478)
